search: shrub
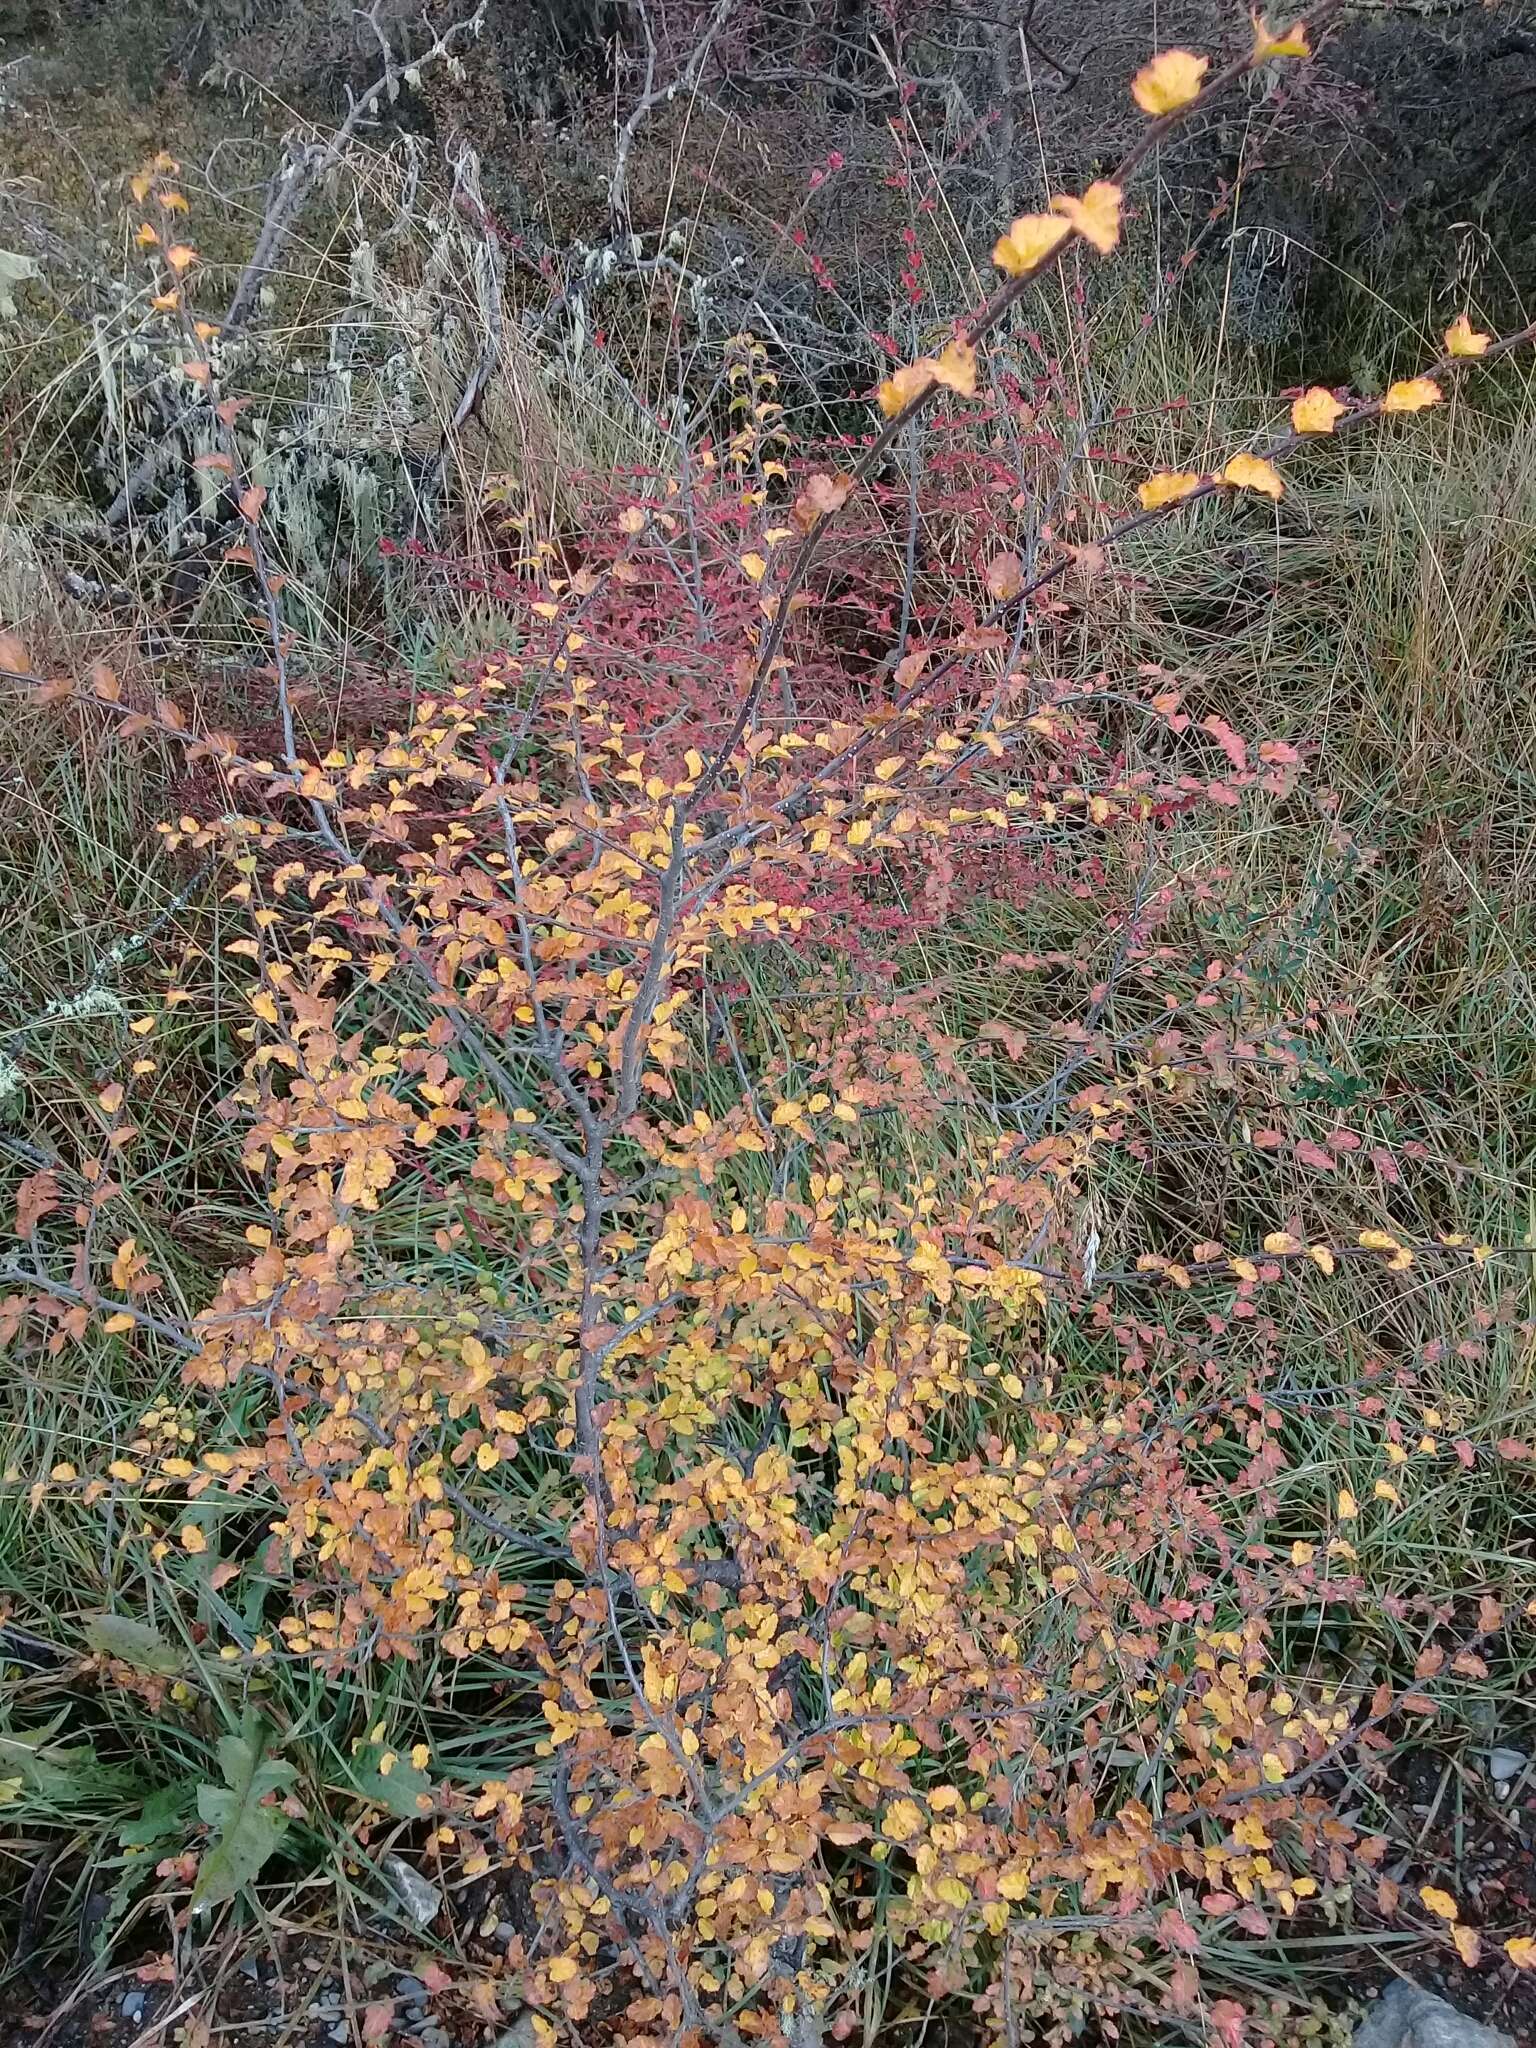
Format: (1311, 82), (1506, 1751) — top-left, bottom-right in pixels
(5, 15), (1536, 2047)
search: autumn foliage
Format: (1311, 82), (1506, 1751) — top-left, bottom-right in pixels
(7, 15), (1536, 2046)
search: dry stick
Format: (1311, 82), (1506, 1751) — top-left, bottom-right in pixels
(685, 6), (1341, 814)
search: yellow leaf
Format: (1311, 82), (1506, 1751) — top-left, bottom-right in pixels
(876, 360), (936, 418)
(934, 1875), (971, 1909)
(1223, 451), (1284, 499)
(1131, 48), (1209, 115)
(1138, 469), (1204, 510)
(1291, 386), (1345, 434)
(1420, 1886), (1459, 1922)
(993, 213), (1070, 277)
(1373, 1479), (1400, 1505)
(102, 1312), (136, 1335)
(1261, 1751), (1287, 1784)
(1252, 14), (1309, 60)
(930, 337), (977, 399)
(1382, 377), (1442, 415)
(1307, 1244), (1336, 1275)
(1263, 1231), (1303, 1255)
(164, 244), (197, 273)
(1506, 1936), (1536, 1969)
(108, 1459), (143, 1483)
(1336, 1488), (1358, 1521)
(874, 756), (905, 781)
(1443, 314), (1490, 359)
(882, 1797), (925, 1842)
(740, 552), (767, 583)
(1451, 1925), (1480, 1967)
(547, 1956), (579, 1984)
(180, 1523), (207, 1553)
(1050, 181), (1122, 256)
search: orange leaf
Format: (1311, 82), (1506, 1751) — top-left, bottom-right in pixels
(984, 552), (1025, 602)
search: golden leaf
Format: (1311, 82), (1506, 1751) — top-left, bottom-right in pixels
(1336, 1487), (1358, 1520)
(1382, 377), (1442, 415)
(882, 1797), (925, 1842)
(180, 1523), (207, 1553)
(1506, 1937), (1536, 1969)
(993, 212), (1071, 277)
(739, 552), (768, 583)
(1223, 451), (1284, 499)
(1420, 1886), (1459, 1922)
(1131, 48), (1209, 115)
(1137, 469), (1204, 510)
(930, 337), (978, 398)
(1291, 386), (1345, 434)
(1050, 181), (1123, 256)
(1252, 14), (1310, 60)
(1443, 314), (1490, 359)
(876, 360), (936, 417)
(1263, 1230), (1303, 1255)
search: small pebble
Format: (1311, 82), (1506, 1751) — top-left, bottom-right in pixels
(120, 1992), (146, 2023)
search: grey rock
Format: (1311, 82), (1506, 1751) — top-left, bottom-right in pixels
(1486, 1747), (1526, 1793)
(1354, 1981), (1514, 2048)
(328, 2026), (348, 2045)
(494, 2018), (542, 2048)
(120, 1993), (146, 2022)
(383, 1850), (442, 1928)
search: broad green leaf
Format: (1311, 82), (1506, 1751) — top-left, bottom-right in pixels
(346, 1742), (434, 1821)
(192, 1716), (296, 1910)
(84, 1612), (183, 1675)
